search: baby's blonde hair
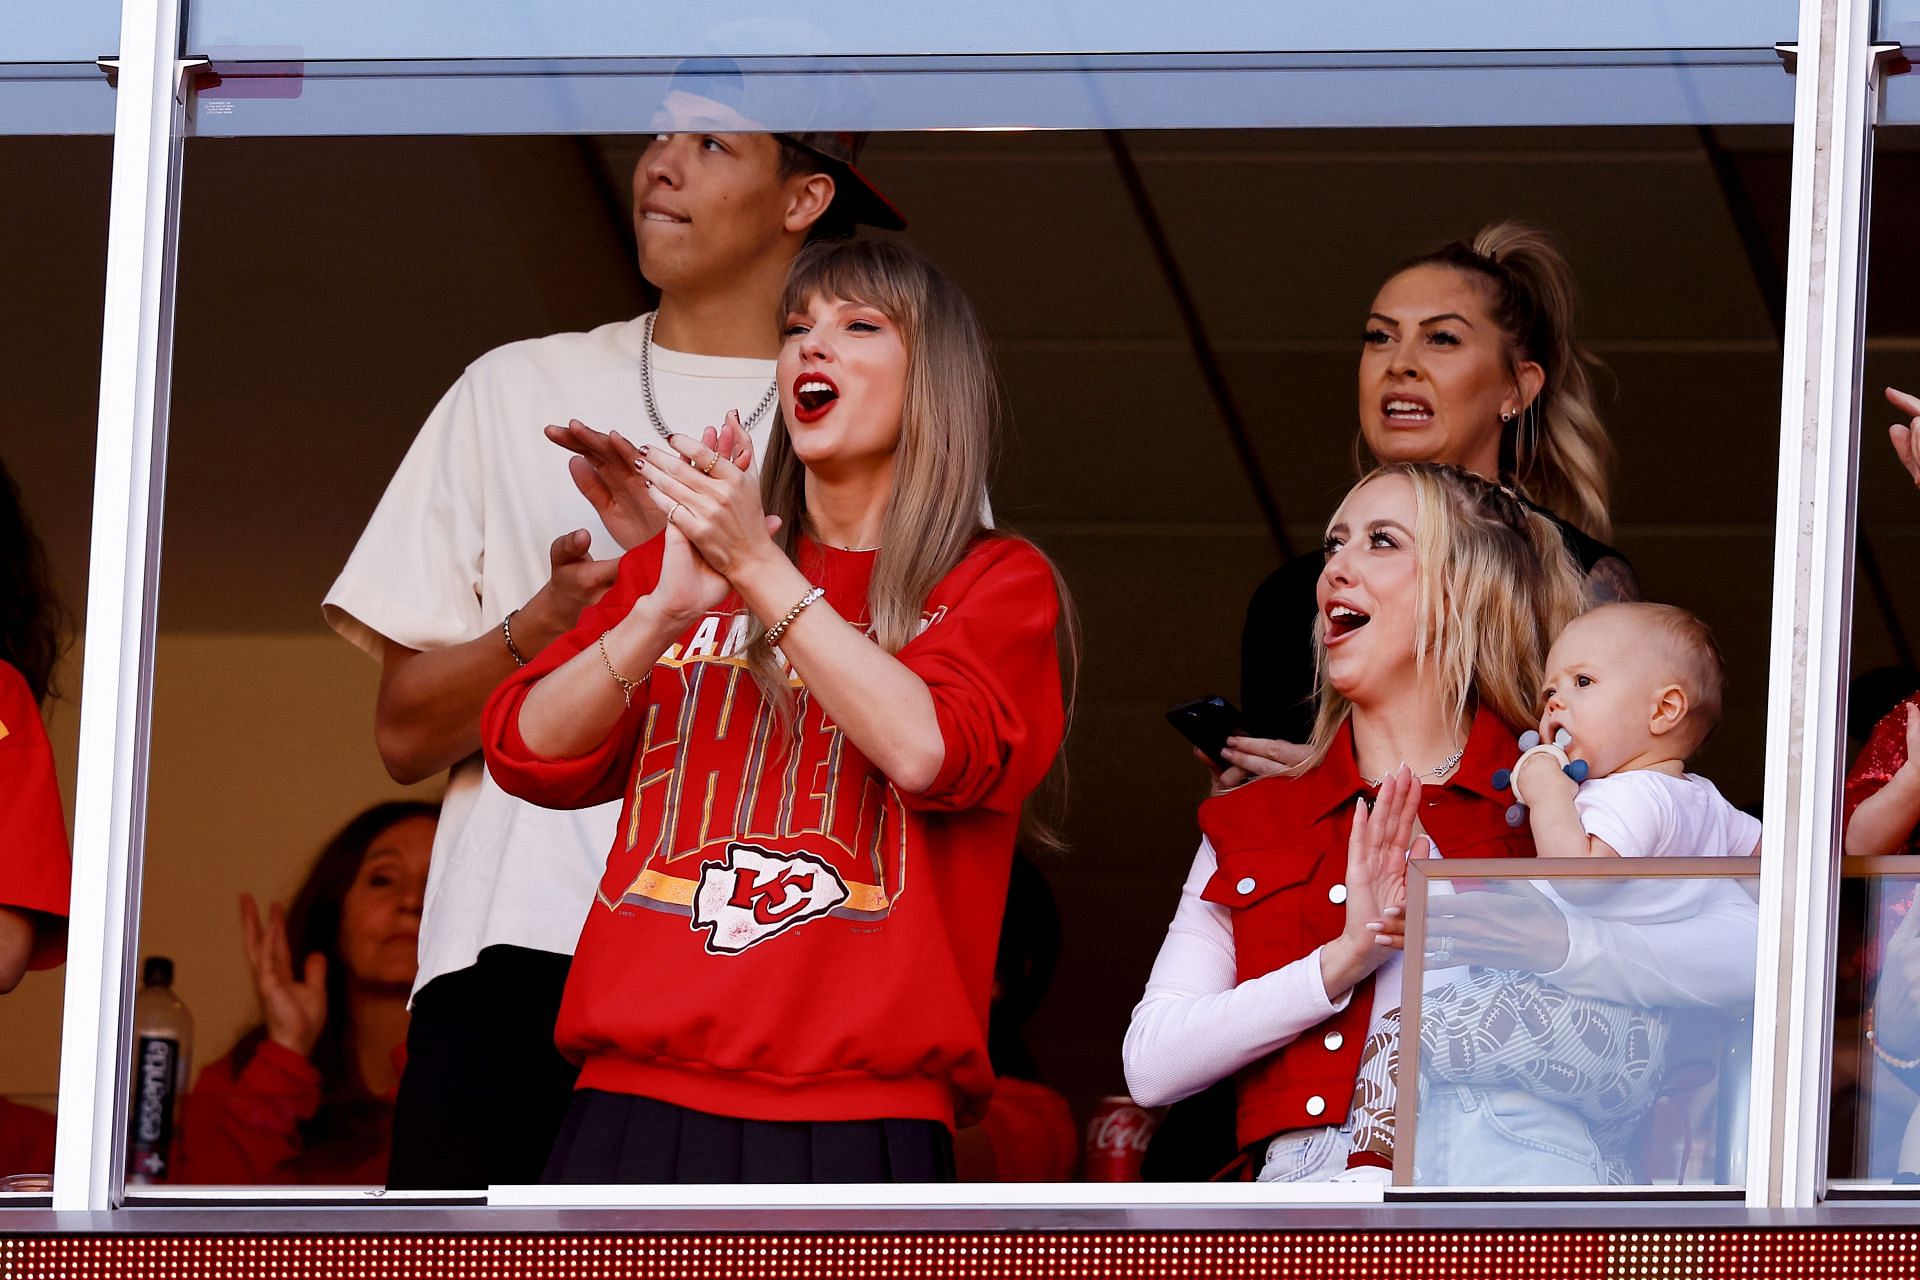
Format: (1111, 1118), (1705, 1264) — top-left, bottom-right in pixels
(1570, 602), (1727, 751)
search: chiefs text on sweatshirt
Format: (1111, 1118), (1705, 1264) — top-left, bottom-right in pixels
(483, 534), (1063, 1130)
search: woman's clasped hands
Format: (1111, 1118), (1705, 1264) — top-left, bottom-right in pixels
(1320, 766), (1429, 998)
(550, 410), (786, 624)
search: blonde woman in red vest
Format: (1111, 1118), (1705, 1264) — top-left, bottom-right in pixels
(1124, 463), (1587, 1182)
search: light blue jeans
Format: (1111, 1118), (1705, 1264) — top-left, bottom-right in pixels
(1256, 1124), (1351, 1182)
(1412, 1083), (1610, 1187)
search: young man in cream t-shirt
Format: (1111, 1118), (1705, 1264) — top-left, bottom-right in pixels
(325, 125), (904, 1189)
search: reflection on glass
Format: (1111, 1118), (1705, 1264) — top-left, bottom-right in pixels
(186, 53), (1798, 139)
(1881, 0), (1920, 45)
(1403, 872), (1759, 1187)
(5, 0), (121, 64)
(1835, 873), (1920, 1181)
(181, 0), (1796, 64)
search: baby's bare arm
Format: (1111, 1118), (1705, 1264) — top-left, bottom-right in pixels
(1518, 753), (1620, 858)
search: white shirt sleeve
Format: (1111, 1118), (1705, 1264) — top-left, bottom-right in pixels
(1572, 772), (1672, 859)
(1541, 879), (1759, 1007)
(322, 371), (491, 659)
(1122, 838), (1351, 1108)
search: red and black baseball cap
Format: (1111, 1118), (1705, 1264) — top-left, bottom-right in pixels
(780, 132), (906, 231)
(652, 59), (905, 232)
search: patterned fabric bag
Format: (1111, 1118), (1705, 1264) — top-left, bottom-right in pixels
(1417, 969), (1670, 1123)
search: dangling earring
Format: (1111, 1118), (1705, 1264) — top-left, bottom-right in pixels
(1517, 402), (1541, 474)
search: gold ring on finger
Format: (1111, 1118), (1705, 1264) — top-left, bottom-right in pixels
(701, 451), (720, 476)
(667, 502), (682, 526)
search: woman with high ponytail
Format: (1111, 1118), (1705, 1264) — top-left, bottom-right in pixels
(1232, 221), (1636, 763)
(1411, 222), (1618, 545)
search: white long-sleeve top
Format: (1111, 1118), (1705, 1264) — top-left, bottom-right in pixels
(1122, 837), (1761, 1110)
(1123, 839), (1356, 1108)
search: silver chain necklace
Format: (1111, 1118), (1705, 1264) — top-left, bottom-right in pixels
(639, 311), (780, 444)
(1361, 743), (1466, 789)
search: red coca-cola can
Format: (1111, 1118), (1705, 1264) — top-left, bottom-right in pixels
(1083, 1096), (1157, 1181)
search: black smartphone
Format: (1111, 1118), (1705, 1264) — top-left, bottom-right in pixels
(1166, 696), (1247, 771)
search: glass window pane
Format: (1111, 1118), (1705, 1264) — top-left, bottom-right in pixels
(1403, 868), (1761, 1188)
(186, 54), (1797, 138)
(1, 0), (122, 134)
(183, 1), (1797, 64)
(1882, 0), (1920, 47)
(1829, 119), (1920, 1188)
(1834, 867), (1920, 1181)
(140, 55), (1788, 1197)
(3, 0), (121, 65)
(1888, 75), (1920, 128)
(0, 64), (116, 136)
(0, 135), (110, 1200)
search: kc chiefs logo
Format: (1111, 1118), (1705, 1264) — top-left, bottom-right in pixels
(691, 842), (851, 955)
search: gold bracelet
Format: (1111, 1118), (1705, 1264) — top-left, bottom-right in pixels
(763, 586), (826, 649)
(1867, 1006), (1920, 1071)
(597, 631), (641, 708)
(501, 609), (530, 667)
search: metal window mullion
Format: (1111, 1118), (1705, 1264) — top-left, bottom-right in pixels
(50, 0), (187, 1213)
(1745, 0), (1880, 1210)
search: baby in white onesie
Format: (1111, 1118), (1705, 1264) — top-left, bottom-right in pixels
(1514, 600), (1761, 882)
(1382, 604), (1761, 1179)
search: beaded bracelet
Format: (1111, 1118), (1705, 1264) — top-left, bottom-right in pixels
(501, 609), (530, 667)
(1867, 1006), (1920, 1071)
(764, 586), (826, 649)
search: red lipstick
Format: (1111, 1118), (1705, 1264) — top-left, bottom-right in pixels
(791, 371), (840, 424)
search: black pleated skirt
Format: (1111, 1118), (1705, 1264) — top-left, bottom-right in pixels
(542, 1090), (957, 1184)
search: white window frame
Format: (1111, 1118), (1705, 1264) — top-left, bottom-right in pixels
(1745, 0), (1902, 1209)
(37, 0), (1889, 1215)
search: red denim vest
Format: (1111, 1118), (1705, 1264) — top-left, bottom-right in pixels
(1197, 706), (1535, 1153)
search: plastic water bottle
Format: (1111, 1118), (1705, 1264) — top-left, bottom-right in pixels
(127, 956), (193, 1185)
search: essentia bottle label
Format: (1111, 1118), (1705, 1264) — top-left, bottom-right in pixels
(129, 1035), (179, 1181)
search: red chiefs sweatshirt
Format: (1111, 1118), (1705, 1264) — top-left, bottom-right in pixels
(483, 534), (1064, 1130)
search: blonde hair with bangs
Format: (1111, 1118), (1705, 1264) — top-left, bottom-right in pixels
(745, 239), (1079, 845)
(1295, 462), (1590, 773)
(745, 238), (996, 716)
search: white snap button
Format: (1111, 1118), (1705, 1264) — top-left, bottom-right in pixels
(1305, 1095), (1327, 1117)
(1323, 1031), (1344, 1052)
(1236, 876), (1257, 896)
(1328, 883), (1348, 905)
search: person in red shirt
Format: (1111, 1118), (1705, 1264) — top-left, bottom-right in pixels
(178, 801), (436, 1184)
(0, 458), (72, 993)
(482, 238), (1070, 1184)
(1843, 385), (1920, 1172)
(0, 458), (74, 1182)
(1125, 463), (1587, 1181)
(966, 852), (1078, 1182)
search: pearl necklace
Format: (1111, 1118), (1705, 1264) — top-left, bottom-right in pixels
(1361, 743), (1466, 789)
(639, 311), (779, 444)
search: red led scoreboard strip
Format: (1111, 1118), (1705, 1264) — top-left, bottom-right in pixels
(5, 1232), (1920, 1278)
